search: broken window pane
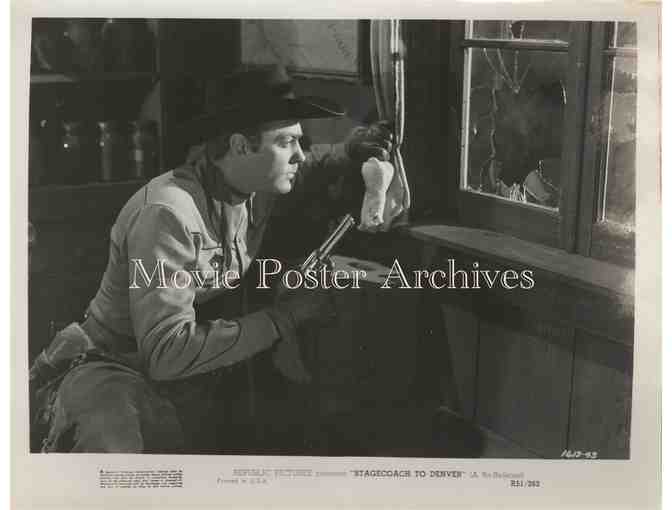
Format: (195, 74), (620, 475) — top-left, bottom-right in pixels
(461, 46), (567, 208)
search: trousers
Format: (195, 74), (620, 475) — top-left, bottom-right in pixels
(32, 319), (199, 454)
(41, 359), (184, 453)
(32, 324), (257, 454)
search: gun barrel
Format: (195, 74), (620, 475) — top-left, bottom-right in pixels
(300, 251), (318, 273)
(300, 214), (355, 273)
(319, 215), (355, 258)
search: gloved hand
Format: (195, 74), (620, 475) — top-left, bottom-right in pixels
(270, 284), (337, 332)
(266, 275), (338, 384)
(345, 120), (394, 166)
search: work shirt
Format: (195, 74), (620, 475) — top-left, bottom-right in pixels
(86, 143), (350, 382)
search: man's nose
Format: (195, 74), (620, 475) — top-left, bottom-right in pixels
(290, 144), (306, 164)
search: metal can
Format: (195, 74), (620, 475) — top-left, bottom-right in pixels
(29, 120), (47, 187)
(60, 121), (97, 185)
(32, 119), (62, 186)
(130, 120), (158, 179)
(99, 121), (131, 182)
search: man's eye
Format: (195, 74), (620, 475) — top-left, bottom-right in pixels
(279, 137), (299, 147)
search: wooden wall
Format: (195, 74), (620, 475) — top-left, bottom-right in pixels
(428, 248), (633, 459)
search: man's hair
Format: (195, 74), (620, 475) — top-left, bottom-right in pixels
(204, 117), (300, 161)
(206, 127), (262, 161)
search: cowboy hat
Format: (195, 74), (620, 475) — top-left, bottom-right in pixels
(181, 64), (346, 144)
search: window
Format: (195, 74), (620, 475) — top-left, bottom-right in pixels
(461, 21), (569, 208)
(455, 21), (636, 266)
(576, 22), (636, 266)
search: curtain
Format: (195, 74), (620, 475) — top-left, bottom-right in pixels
(369, 19), (411, 228)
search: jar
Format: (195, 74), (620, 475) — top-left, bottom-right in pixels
(29, 120), (46, 187)
(130, 120), (158, 178)
(34, 118), (63, 185)
(99, 121), (131, 182)
(101, 19), (154, 72)
(59, 121), (97, 185)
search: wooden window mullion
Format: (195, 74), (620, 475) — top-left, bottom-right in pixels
(576, 22), (608, 256)
(559, 22), (592, 252)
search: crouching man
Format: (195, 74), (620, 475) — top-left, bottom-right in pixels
(30, 65), (394, 453)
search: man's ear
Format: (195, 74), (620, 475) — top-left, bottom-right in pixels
(229, 133), (249, 155)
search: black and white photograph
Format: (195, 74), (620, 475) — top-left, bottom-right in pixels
(11, 2), (661, 509)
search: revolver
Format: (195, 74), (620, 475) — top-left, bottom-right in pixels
(299, 214), (356, 273)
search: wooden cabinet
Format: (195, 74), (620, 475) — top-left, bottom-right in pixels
(476, 316), (574, 458)
(409, 225), (635, 459)
(568, 331), (632, 458)
(28, 19), (160, 358)
(28, 19), (241, 215)
(29, 20), (161, 189)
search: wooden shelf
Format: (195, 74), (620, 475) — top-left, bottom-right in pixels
(31, 72), (158, 85)
(29, 180), (148, 223)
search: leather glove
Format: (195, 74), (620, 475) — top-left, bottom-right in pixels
(345, 120), (394, 166)
(270, 284), (338, 332)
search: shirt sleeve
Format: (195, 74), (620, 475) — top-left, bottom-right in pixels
(127, 203), (279, 381)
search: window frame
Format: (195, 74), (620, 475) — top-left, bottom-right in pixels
(575, 22), (636, 267)
(452, 20), (635, 267)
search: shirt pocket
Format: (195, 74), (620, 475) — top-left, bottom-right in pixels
(190, 233), (228, 290)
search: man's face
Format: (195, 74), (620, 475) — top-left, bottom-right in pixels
(232, 121), (306, 195)
(259, 121), (307, 194)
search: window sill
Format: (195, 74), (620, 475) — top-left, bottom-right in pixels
(456, 190), (561, 249)
(403, 223), (634, 300)
(401, 223), (634, 345)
